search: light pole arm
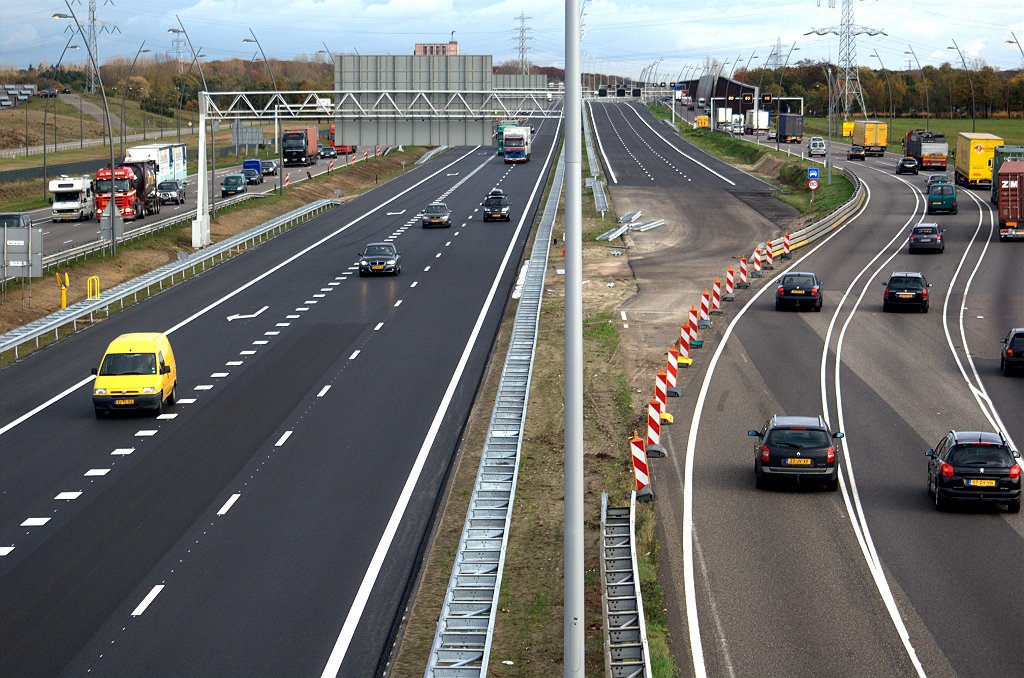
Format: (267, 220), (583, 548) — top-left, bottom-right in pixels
(176, 16), (208, 92)
(950, 39), (976, 132)
(249, 29), (278, 92)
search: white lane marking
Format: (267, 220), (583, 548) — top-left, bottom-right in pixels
(55, 491), (82, 500)
(304, 300), (318, 304)
(226, 361), (243, 366)
(335, 277), (345, 280)
(349, 350), (360, 360)
(387, 210), (406, 215)
(319, 113), (562, 678)
(195, 385), (214, 391)
(317, 385), (331, 397)
(445, 241), (451, 247)
(340, 277), (348, 280)
(253, 340), (269, 345)
(226, 305), (268, 322)
(328, 282), (340, 286)
(374, 323), (384, 331)
(587, 101), (618, 184)
(217, 493), (241, 515)
(625, 104), (736, 186)
(620, 311), (627, 321)
(240, 350), (257, 355)
(63, 239), (73, 244)
(176, 398), (197, 404)
(296, 307), (310, 311)
(135, 430), (158, 436)
(112, 448), (135, 455)
(410, 282), (418, 288)
(0, 376), (94, 438)
(275, 431), (293, 447)
(394, 300), (402, 307)
(211, 372), (229, 378)
(454, 232), (460, 236)
(131, 585), (164, 616)
(276, 322), (291, 327)
(286, 315), (301, 318)
(347, 266), (359, 270)
(424, 266), (431, 272)
(157, 413), (178, 420)
(22, 517), (51, 526)
(265, 330), (280, 335)
(435, 253), (442, 258)
(313, 294), (326, 298)
(85, 469), (110, 476)
(0, 546), (13, 556)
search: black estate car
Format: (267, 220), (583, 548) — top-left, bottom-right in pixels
(896, 156), (920, 175)
(775, 271), (822, 311)
(482, 194), (512, 221)
(1001, 328), (1024, 375)
(750, 415), (843, 491)
(927, 431), (1021, 512)
(358, 243), (401, 276)
(908, 223), (944, 253)
(882, 272), (930, 312)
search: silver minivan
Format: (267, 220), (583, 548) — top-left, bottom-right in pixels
(808, 137), (827, 158)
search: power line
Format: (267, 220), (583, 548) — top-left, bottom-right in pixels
(807, 0), (886, 119)
(512, 13), (534, 75)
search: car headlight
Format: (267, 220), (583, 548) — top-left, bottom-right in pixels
(301, 156), (306, 161)
(143, 387), (157, 394)
(386, 259), (396, 265)
(502, 207), (510, 212)
(93, 388), (106, 395)
(360, 261), (369, 267)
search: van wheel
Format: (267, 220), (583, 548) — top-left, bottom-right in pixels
(154, 395), (163, 416)
(166, 383), (177, 406)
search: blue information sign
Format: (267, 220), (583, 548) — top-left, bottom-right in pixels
(807, 167), (820, 180)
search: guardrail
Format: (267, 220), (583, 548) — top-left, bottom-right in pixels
(423, 142), (565, 678)
(601, 491), (652, 678)
(586, 177), (609, 214)
(0, 198), (339, 362)
(583, 102), (601, 178)
(765, 167), (864, 254)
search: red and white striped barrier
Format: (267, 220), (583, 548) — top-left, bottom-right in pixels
(737, 256), (750, 288)
(375, 145), (381, 157)
(328, 159), (335, 172)
(630, 431), (654, 501)
(698, 289), (712, 328)
(751, 246), (763, 278)
(711, 277), (722, 314)
(782, 231), (792, 258)
(764, 243), (774, 269)
(654, 370), (668, 411)
(678, 322), (693, 365)
(363, 149), (369, 161)
(667, 347), (683, 395)
(724, 266), (735, 301)
(284, 172), (291, 188)
(688, 305), (703, 348)
(646, 399), (667, 457)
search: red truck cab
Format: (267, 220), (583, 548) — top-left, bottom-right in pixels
(95, 166), (138, 221)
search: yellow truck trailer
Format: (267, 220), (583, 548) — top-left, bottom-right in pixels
(852, 120), (889, 156)
(955, 132), (1003, 187)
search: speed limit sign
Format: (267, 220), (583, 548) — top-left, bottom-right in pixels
(807, 178), (819, 190)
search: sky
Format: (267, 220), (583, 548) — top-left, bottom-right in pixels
(3, 0), (1024, 80)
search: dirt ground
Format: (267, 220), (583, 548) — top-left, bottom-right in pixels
(0, 148), (427, 338)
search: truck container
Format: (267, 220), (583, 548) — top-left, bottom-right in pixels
(95, 161), (159, 221)
(955, 132), (1003, 187)
(776, 113), (804, 143)
(282, 127), (318, 166)
(990, 145), (1024, 203)
(48, 175), (95, 222)
(502, 127), (531, 163)
(853, 120), (888, 156)
(903, 130), (948, 170)
(124, 143), (187, 184)
(495, 120), (520, 154)
(744, 109), (769, 135)
(996, 160), (1024, 240)
(716, 107), (732, 125)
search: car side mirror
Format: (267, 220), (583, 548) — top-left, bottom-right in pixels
(1014, 451), (1021, 459)
(161, 365), (171, 374)
(880, 280), (887, 286)
(747, 430), (759, 437)
(91, 367), (98, 375)
(833, 432), (844, 439)
(925, 448), (934, 457)
(1001, 338), (1007, 344)
(927, 283), (933, 288)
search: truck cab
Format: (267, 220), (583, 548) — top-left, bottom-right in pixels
(49, 175), (95, 222)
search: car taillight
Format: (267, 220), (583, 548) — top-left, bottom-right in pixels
(908, 235), (914, 242)
(826, 445), (836, 463)
(883, 287), (889, 298)
(922, 289), (929, 300)
(936, 234), (942, 240)
(777, 287), (784, 296)
(941, 462), (954, 477)
(1010, 465), (1021, 479)
(761, 444), (770, 462)
(811, 287), (819, 296)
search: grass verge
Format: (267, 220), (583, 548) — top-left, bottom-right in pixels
(802, 116), (1024, 151)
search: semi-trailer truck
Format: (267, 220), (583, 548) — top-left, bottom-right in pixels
(502, 127), (531, 163)
(990, 145), (1024, 203)
(955, 132), (1003, 187)
(95, 161), (159, 221)
(495, 120), (520, 154)
(282, 127), (319, 166)
(124, 143), (187, 184)
(744, 109), (769, 135)
(903, 130), (948, 170)
(853, 120), (888, 156)
(776, 114), (804, 143)
(996, 160), (1024, 240)
(48, 175), (95, 222)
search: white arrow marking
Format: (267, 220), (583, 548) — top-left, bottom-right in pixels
(226, 306), (269, 322)
(386, 210), (406, 216)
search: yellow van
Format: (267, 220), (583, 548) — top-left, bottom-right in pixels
(92, 332), (177, 417)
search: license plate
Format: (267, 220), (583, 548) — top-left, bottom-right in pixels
(432, 219), (441, 222)
(493, 214), (502, 218)
(115, 399), (135, 405)
(969, 478), (996, 487)
(920, 238), (932, 242)
(785, 458), (812, 465)
(898, 293), (914, 299)
(791, 289), (805, 294)
(931, 202), (941, 205)
(372, 266), (383, 270)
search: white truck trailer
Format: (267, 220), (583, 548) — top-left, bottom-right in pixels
(502, 127), (532, 163)
(744, 109), (770, 135)
(48, 175), (95, 222)
(125, 143), (187, 185)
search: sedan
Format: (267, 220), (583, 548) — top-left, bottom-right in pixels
(320, 145), (338, 159)
(847, 145), (866, 161)
(260, 159), (279, 176)
(925, 173), (950, 188)
(358, 242), (401, 276)
(927, 430), (1021, 512)
(882, 271), (930, 312)
(422, 202), (452, 228)
(750, 415), (843, 491)
(482, 195), (512, 221)
(242, 168), (263, 185)
(1001, 328), (1024, 375)
(775, 272), (822, 311)
(895, 156), (920, 175)
(908, 223), (944, 253)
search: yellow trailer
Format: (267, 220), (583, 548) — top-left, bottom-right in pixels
(852, 120), (889, 156)
(955, 132), (1003, 187)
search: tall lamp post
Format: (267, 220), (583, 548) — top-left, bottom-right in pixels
(42, 36), (80, 202)
(905, 47), (930, 130)
(54, 4), (118, 255)
(173, 48), (204, 143)
(947, 40), (976, 132)
(119, 42), (150, 159)
(819, 63), (835, 185)
(870, 51), (893, 134)
(243, 30), (278, 92)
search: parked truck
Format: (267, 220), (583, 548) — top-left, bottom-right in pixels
(853, 120), (888, 156)
(903, 130), (948, 170)
(282, 127), (318, 166)
(990, 145), (1024, 203)
(502, 127), (532, 163)
(124, 143), (187, 184)
(48, 175), (95, 222)
(95, 160), (159, 221)
(996, 160), (1024, 240)
(955, 132), (1003, 187)
(776, 113), (804, 144)
(744, 109), (769, 135)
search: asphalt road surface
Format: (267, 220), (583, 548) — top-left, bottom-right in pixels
(0, 117), (559, 676)
(634, 104), (1023, 677)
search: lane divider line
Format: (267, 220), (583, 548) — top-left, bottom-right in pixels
(131, 585), (164, 616)
(317, 385), (331, 397)
(274, 431), (292, 447)
(625, 103), (736, 186)
(217, 494), (241, 516)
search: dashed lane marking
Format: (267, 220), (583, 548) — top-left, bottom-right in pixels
(217, 494), (241, 515)
(275, 431), (293, 447)
(111, 448), (134, 455)
(85, 469), (110, 476)
(21, 518), (50, 527)
(135, 430), (158, 436)
(55, 492), (82, 500)
(317, 385), (331, 397)
(131, 585), (164, 616)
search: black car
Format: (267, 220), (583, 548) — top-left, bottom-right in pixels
(157, 180), (186, 205)
(422, 202), (452, 228)
(358, 242), (401, 276)
(908, 223), (944, 253)
(482, 194), (512, 221)
(775, 271), (822, 311)
(242, 168), (263, 186)
(927, 431), (1021, 512)
(260, 159), (279, 176)
(320, 144), (338, 159)
(882, 271), (930, 312)
(749, 415), (843, 491)
(896, 156), (920, 175)
(847, 145), (866, 161)
(61, 87), (71, 94)
(1001, 328), (1024, 375)
(488, 188), (506, 198)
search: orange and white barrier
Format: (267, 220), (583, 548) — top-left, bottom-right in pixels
(284, 172), (291, 188)
(364, 149), (369, 161)
(764, 244), (774, 269)
(724, 266), (735, 301)
(711, 277), (722, 314)
(688, 305), (703, 348)
(667, 347), (683, 395)
(737, 256), (750, 288)
(646, 400), (667, 457)
(654, 370), (668, 411)
(630, 431), (655, 501)
(698, 289), (712, 328)
(751, 246), (763, 278)
(678, 322), (693, 365)
(328, 159), (335, 172)
(376, 145), (381, 157)
(782, 231), (792, 258)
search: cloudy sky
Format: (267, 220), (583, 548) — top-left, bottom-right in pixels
(3, 0), (1023, 78)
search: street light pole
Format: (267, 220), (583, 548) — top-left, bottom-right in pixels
(776, 43), (799, 152)
(948, 40), (976, 132)
(173, 49), (202, 143)
(871, 52), (893, 134)
(244, 30), (278, 92)
(119, 41), (150, 159)
(43, 35), (79, 202)
(905, 47), (930, 130)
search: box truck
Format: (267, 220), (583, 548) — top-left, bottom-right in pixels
(124, 143), (187, 184)
(744, 109), (769, 135)
(903, 130), (948, 170)
(502, 127), (531, 163)
(48, 175), (95, 222)
(853, 120), (888, 156)
(996, 160), (1024, 240)
(990, 145), (1024, 203)
(776, 114), (804, 143)
(955, 132), (1003, 187)
(282, 127), (318, 166)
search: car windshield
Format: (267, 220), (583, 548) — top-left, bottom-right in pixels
(767, 428), (831, 449)
(282, 136), (306, 149)
(158, 182), (178, 191)
(0, 215), (24, 228)
(100, 352), (156, 376)
(948, 444), (1013, 466)
(852, 146), (863, 151)
(425, 204), (447, 213)
(363, 245), (395, 256)
(1010, 334), (1024, 349)
(243, 170), (258, 176)
(930, 185), (954, 195)
(929, 175), (948, 183)
(96, 179), (131, 193)
(261, 161), (274, 168)
(53, 191), (81, 201)
(889, 276), (924, 289)
(782, 275), (815, 287)
(224, 177), (243, 186)
(483, 197), (508, 207)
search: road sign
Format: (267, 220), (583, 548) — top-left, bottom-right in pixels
(760, 93), (773, 104)
(742, 93), (753, 103)
(727, 94), (736, 102)
(807, 167), (820, 180)
(808, 178), (819, 191)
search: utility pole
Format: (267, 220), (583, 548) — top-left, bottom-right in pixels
(513, 13), (534, 76)
(806, 0), (886, 120)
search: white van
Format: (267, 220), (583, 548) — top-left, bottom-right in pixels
(808, 137), (827, 158)
(49, 175), (95, 222)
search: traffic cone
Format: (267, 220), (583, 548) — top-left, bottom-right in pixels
(711, 277), (723, 314)
(737, 256), (750, 288)
(630, 431), (655, 501)
(724, 266), (735, 301)
(646, 400), (667, 457)
(782, 231), (792, 259)
(666, 347), (683, 396)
